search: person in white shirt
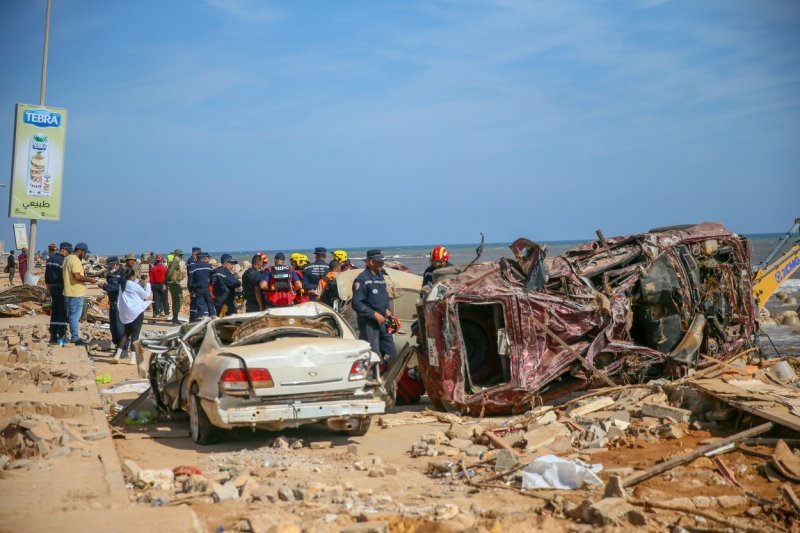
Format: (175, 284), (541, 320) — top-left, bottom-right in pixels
(114, 268), (153, 364)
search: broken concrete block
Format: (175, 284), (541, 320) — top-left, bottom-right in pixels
(570, 397), (615, 418)
(588, 498), (634, 526)
(310, 441), (332, 450)
(277, 486), (295, 502)
(603, 475), (627, 499)
(524, 422), (571, 452)
(447, 438), (473, 450)
(212, 481), (240, 502)
(422, 431), (449, 445)
(494, 449), (516, 472)
(463, 444), (489, 457)
(138, 469), (175, 490)
(445, 423), (473, 441)
(121, 459), (143, 482)
(716, 495), (747, 509)
(273, 436), (290, 449)
(641, 403), (691, 423)
(660, 424), (685, 440)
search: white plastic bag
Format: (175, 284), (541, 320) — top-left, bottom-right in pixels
(521, 454), (603, 490)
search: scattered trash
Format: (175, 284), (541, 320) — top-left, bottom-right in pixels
(521, 455), (603, 490)
(99, 380), (151, 395)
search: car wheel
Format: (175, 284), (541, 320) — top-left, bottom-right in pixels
(344, 416), (372, 437)
(189, 386), (220, 445)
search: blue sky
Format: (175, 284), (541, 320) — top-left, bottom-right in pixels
(1, 0), (799, 255)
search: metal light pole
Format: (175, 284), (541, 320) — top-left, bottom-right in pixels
(29, 0), (51, 256)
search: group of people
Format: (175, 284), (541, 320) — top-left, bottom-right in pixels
(4, 248), (28, 285)
(44, 242), (153, 365)
(40, 238), (453, 368)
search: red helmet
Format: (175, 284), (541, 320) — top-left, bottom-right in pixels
(430, 246), (449, 264)
(385, 316), (402, 335)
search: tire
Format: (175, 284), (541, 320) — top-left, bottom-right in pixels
(344, 416), (372, 437)
(189, 386), (220, 444)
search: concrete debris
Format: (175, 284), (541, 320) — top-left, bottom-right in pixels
(640, 403), (692, 423)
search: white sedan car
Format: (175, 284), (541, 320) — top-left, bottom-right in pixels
(135, 302), (386, 444)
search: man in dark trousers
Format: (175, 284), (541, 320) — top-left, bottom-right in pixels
(149, 255), (169, 318)
(212, 254), (242, 317)
(102, 256), (125, 346)
(166, 248), (184, 325)
(189, 252), (215, 320)
(303, 247), (330, 301)
(242, 254), (269, 313)
(44, 242), (71, 344)
(351, 249), (397, 363)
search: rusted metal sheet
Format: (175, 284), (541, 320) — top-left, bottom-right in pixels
(418, 222), (758, 415)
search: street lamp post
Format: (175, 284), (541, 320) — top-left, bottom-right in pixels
(29, 0), (52, 258)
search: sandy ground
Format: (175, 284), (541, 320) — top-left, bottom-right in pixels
(2, 264), (799, 532)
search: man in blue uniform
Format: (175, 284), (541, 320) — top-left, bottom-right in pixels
(189, 252), (215, 320)
(351, 249), (397, 363)
(186, 250), (204, 321)
(303, 247), (330, 300)
(102, 256), (125, 346)
(186, 247), (201, 267)
(242, 254), (269, 312)
(213, 254), (242, 317)
(45, 242), (71, 344)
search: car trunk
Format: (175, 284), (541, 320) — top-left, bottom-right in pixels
(225, 337), (371, 396)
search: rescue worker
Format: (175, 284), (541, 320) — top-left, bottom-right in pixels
(352, 249), (397, 363)
(186, 247), (201, 267)
(44, 242), (71, 344)
(166, 249), (184, 325)
(243, 254), (269, 312)
(102, 256), (125, 345)
(332, 250), (355, 271)
(319, 260), (342, 309)
(423, 246), (451, 286)
(303, 247), (330, 300)
(149, 255), (169, 317)
(186, 250), (204, 322)
(293, 253), (311, 304)
(265, 253), (302, 307)
(189, 252), (215, 320)
(212, 254), (242, 317)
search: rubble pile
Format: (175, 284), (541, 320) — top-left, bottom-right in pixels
(0, 413), (96, 471)
(400, 354), (800, 530)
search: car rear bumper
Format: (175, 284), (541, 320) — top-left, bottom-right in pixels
(203, 396), (386, 430)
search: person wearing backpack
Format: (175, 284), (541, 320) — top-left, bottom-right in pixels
(166, 248), (185, 325)
(265, 253), (302, 307)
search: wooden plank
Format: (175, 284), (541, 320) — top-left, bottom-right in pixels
(621, 422), (773, 488)
(693, 378), (800, 432)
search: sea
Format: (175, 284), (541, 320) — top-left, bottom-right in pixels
(215, 233), (794, 276)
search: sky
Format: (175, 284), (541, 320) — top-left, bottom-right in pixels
(1, 0), (799, 255)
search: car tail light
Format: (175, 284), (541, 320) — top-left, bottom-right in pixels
(349, 358), (370, 381)
(220, 368), (274, 395)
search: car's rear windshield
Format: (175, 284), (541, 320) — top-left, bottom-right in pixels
(214, 314), (342, 346)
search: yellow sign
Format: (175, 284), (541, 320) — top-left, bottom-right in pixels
(8, 104), (68, 220)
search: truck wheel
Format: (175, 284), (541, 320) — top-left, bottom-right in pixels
(189, 386), (220, 444)
(344, 416), (372, 437)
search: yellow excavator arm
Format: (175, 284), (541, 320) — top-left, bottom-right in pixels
(752, 217), (800, 310)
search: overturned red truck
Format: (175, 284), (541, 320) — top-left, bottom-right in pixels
(416, 223), (758, 415)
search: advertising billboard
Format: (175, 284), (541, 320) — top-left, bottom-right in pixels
(8, 104), (68, 220)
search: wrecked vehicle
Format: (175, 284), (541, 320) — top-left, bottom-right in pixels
(134, 302), (386, 443)
(417, 222), (758, 415)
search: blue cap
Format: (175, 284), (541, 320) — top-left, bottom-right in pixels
(192, 247), (201, 252)
(274, 252), (285, 260)
(59, 241), (73, 251)
(107, 256), (119, 264)
(221, 254), (238, 264)
(198, 252), (210, 259)
(314, 247), (327, 254)
(366, 249), (385, 262)
(74, 242), (90, 253)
